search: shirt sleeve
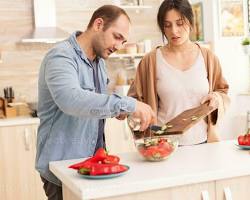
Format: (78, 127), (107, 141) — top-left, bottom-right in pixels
(44, 52), (136, 119)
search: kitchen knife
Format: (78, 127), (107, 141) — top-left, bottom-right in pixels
(4, 87), (10, 102)
(3, 88), (7, 99)
(9, 87), (14, 102)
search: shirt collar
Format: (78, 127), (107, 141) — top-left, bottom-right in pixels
(68, 31), (101, 65)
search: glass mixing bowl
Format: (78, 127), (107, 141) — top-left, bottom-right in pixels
(134, 136), (178, 162)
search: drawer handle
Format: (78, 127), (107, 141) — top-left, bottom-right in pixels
(201, 190), (210, 200)
(224, 187), (233, 200)
(23, 128), (31, 151)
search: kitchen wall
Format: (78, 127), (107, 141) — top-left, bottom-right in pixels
(55, 0), (164, 90)
(1, 0), (250, 140)
(56, 0), (162, 43)
(0, 0), (163, 102)
(0, 46), (48, 103)
(0, 0), (250, 101)
(0, 0), (33, 43)
(0, 0), (50, 102)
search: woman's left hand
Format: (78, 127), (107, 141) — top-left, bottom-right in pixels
(201, 92), (219, 110)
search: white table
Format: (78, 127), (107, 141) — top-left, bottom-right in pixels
(50, 140), (250, 200)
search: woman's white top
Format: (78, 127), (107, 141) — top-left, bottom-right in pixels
(156, 48), (209, 145)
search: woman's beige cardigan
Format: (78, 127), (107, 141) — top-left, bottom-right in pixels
(127, 45), (230, 142)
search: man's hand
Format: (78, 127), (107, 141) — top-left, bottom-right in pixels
(201, 92), (219, 110)
(132, 101), (155, 131)
(116, 113), (127, 120)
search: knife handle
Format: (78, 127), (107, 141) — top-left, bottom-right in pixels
(3, 88), (7, 99)
(9, 87), (14, 102)
(4, 87), (11, 103)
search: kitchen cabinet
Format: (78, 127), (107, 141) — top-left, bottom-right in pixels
(105, 118), (136, 154)
(0, 122), (46, 200)
(216, 175), (250, 200)
(61, 176), (250, 200)
(62, 181), (216, 200)
(107, 183), (215, 200)
(49, 140), (250, 200)
(99, 176), (250, 200)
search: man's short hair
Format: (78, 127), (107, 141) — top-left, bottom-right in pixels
(87, 5), (130, 31)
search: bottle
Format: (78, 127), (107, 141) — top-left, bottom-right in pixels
(115, 69), (127, 86)
(138, 0), (143, 6)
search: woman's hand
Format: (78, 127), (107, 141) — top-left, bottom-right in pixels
(201, 92), (219, 110)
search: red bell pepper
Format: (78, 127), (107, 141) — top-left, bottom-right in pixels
(102, 155), (120, 164)
(90, 164), (127, 176)
(68, 157), (96, 170)
(69, 148), (108, 170)
(78, 163), (128, 176)
(94, 147), (107, 161)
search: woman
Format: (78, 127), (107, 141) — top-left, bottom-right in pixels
(127, 0), (230, 145)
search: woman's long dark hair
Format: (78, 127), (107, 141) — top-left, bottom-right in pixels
(157, 0), (194, 42)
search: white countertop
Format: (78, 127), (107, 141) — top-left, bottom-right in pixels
(49, 140), (250, 199)
(0, 116), (39, 127)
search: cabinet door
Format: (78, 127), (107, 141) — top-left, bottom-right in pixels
(0, 124), (46, 200)
(105, 118), (136, 154)
(101, 181), (216, 200)
(216, 175), (250, 200)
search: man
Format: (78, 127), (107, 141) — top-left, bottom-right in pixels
(36, 5), (154, 200)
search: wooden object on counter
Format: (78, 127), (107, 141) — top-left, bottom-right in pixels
(0, 97), (17, 118)
(154, 103), (215, 135)
(0, 98), (5, 118)
(132, 103), (215, 139)
(9, 102), (31, 116)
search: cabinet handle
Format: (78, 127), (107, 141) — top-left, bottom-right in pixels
(201, 190), (210, 200)
(23, 128), (31, 151)
(224, 187), (233, 200)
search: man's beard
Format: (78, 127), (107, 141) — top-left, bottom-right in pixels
(92, 36), (107, 59)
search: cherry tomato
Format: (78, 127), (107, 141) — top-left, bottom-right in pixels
(238, 135), (245, 145)
(238, 134), (250, 146)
